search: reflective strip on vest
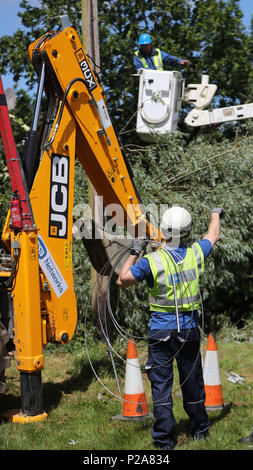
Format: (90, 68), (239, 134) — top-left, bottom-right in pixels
(144, 245), (204, 312)
(135, 48), (163, 70)
(192, 243), (204, 280)
(168, 268), (196, 285)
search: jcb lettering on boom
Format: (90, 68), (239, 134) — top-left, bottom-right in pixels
(75, 48), (97, 91)
(49, 154), (69, 239)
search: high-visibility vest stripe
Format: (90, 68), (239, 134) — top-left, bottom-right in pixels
(192, 243), (204, 279)
(144, 244), (204, 312)
(134, 48), (163, 70)
(148, 293), (200, 307)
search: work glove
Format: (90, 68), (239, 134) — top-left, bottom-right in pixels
(132, 238), (148, 253)
(180, 59), (190, 67)
(211, 207), (224, 218)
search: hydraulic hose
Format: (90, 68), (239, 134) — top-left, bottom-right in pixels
(43, 77), (88, 150)
(22, 59), (46, 191)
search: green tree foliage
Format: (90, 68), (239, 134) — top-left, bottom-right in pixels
(98, 0), (253, 130)
(70, 124), (253, 337)
(119, 123), (253, 334)
(0, 1), (252, 130)
(0, 0), (81, 88)
(0, 1), (252, 336)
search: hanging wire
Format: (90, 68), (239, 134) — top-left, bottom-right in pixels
(84, 237), (206, 407)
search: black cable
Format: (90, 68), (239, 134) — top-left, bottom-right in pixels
(43, 77), (89, 149)
(84, 239), (205, 404)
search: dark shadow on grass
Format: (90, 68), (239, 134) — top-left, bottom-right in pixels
(174, 402), (233, 441)
(0, 354), (125, 420)
(0, 392), (21, 417)
(42, 356), (124, 414)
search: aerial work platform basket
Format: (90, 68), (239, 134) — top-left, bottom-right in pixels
(136, 69), (184, 142)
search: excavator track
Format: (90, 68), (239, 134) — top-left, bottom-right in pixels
(0, 321), (11, 394)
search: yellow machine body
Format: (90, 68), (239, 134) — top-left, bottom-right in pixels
(1, 27), (162, 395)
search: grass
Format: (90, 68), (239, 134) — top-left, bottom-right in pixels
(0, 334), (252, 451)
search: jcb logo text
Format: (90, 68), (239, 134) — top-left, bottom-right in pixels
(49, 154), (69, 239)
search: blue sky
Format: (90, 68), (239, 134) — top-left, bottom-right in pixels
(240, 0), (253, 29)
(0, 0), (252, 91)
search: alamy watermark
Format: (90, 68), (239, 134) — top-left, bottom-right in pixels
(72, 196), (183, 245)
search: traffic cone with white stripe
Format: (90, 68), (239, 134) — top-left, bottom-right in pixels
(112, 339), (153, 421)
(203, 334), (224, 412)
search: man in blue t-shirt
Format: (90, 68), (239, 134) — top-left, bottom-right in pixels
(130, 237), (212, 332)
(117, 206), (223, 450)
(134, 33), (190, 72)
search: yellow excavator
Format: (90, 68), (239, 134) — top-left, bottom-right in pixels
(0, 25), (162, 422)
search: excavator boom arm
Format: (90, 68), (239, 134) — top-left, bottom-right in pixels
(28, 27), (161, 241)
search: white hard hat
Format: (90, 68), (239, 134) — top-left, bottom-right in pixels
(161, 205), (192, 237)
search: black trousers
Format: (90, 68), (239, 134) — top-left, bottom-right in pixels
(146, 328), (209, 447)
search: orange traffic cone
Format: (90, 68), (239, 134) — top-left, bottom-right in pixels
(203, 334), (224, 412)
(112, 339), (153, 421)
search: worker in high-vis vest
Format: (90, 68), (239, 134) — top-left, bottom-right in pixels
(117, 205), (223, 450)
(134, 33), (190, 72)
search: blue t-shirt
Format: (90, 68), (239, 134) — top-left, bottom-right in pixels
(130, 239), (212, 332)
(134, 48), (183, 72)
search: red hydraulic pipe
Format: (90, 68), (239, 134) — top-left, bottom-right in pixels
(0, 75), (34, 230)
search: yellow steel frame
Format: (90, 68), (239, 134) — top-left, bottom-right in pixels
(1, 27), (162, 421)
